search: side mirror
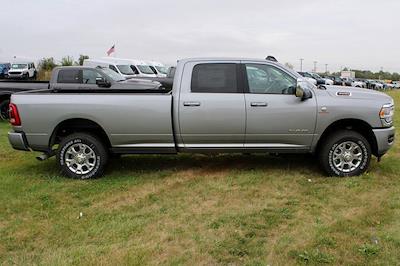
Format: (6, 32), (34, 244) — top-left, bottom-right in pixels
(295, 86), (304, 98)
(296, 78), (313, 100)
(96, 77), (110, 87)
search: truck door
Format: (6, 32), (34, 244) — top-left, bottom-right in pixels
(242, 62), (317, 150)
(178, 62), (246, 150)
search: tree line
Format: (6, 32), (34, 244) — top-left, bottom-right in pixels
(329, 68), (400, 81)
(38, 55), (89, 71)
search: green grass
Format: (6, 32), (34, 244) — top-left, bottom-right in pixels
(1, 91), (400, 265)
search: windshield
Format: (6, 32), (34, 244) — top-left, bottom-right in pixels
(12, 64), (27, 69)
(116, 65), (135, 75)
(155, 66), (168, 74)
(137, 65), (155, 74)
(100, 68), (126, 81)
(311, 73), (322, 79)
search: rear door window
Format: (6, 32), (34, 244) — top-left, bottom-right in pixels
(57, 69), (81, 83)
(191, 63), (238, 93)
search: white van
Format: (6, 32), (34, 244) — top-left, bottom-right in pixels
(83, 58), (156, 79)
(120, 59), (157, 78)
(147, 61), (168, 77)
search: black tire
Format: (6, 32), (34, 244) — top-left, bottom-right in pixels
(0, 99), (10, 120)
(319, 130), (371, 177)
(57, 133), (108, 179)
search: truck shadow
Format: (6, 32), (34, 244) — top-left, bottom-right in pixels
(106, 153), (324, 177)
(16, 153), (324, 180)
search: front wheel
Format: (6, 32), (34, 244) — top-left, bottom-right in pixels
(0, 99), (10, 120)
(319, 130), (371, 177)
(57, 133), (108, 179)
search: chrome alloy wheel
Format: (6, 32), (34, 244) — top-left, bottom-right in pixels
(332, 141), (363, 173)
(65, 143), (97, 175)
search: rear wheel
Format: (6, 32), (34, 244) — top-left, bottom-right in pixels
(57, 133), (108, 179)
(319, 130), (371, 177)
(0, 99), (10, 120)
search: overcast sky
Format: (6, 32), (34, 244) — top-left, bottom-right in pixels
(1, 0), (399, 72)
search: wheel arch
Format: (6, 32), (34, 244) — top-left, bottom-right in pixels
(315, 118), (378, 156)
(0, 93), (11, 120)
(0, 92), (12, 102)
(49, 118), (111, 149)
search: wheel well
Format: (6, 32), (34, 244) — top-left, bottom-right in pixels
(316, 119), (378, 156)
(0, 94), (11, 103)
(50, 119), (111, 149)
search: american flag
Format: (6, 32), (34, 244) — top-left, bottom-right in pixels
(107, 45), (115, 56)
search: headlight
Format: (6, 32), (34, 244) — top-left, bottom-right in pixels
(379, 103), (394, 127)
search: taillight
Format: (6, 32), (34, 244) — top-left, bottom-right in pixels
(9, 103), (21, 126)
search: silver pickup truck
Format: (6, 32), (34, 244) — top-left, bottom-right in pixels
(8, 58), (395, 179)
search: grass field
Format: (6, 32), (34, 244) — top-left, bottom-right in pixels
(0, 92), (399, 265)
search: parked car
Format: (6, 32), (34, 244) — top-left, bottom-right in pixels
(384, 82), (395, 90)
(392, 81), (400, 89)
(365, 80), (382, 90)
(147, 61), (168, 77)
(0, 63), (11, 78)
(343, 78), (366, 88)
(297, 72), (317, 85)
(7, 62), (37, 79)
(332, 77), (345, 86)
(7, 57), (395, 179)
(299, 72), (333, 85)
(0, 66), (164, 120)
(375, 82), (386, 90)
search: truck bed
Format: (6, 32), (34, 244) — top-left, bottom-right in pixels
(0, 80), (49, 91)
(11, 92), (176, 153)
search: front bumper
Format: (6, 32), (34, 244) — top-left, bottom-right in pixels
(7, 73), (24, 78)
(8, 131), (30, 151)
(373, 126), (395, 156)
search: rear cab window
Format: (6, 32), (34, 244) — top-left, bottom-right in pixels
(57, 69), (81, 83)
(191, 63), (239, 93)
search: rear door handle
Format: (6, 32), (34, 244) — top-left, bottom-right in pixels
(250, 102), (268, 107)
(183, 102), (201, 107)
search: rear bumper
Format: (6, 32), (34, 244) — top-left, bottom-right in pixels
(8, 131), (30, 151)
(373, 126), (395, 156)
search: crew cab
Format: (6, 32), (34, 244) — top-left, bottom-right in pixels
(8, 58), (395, 179)
(0, 66), (163, 120)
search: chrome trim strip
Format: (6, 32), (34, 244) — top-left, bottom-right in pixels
(113, 143), (175, 148)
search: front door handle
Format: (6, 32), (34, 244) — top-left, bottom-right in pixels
(250, 102), (268, 107)
(183, 102), (201, 107)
